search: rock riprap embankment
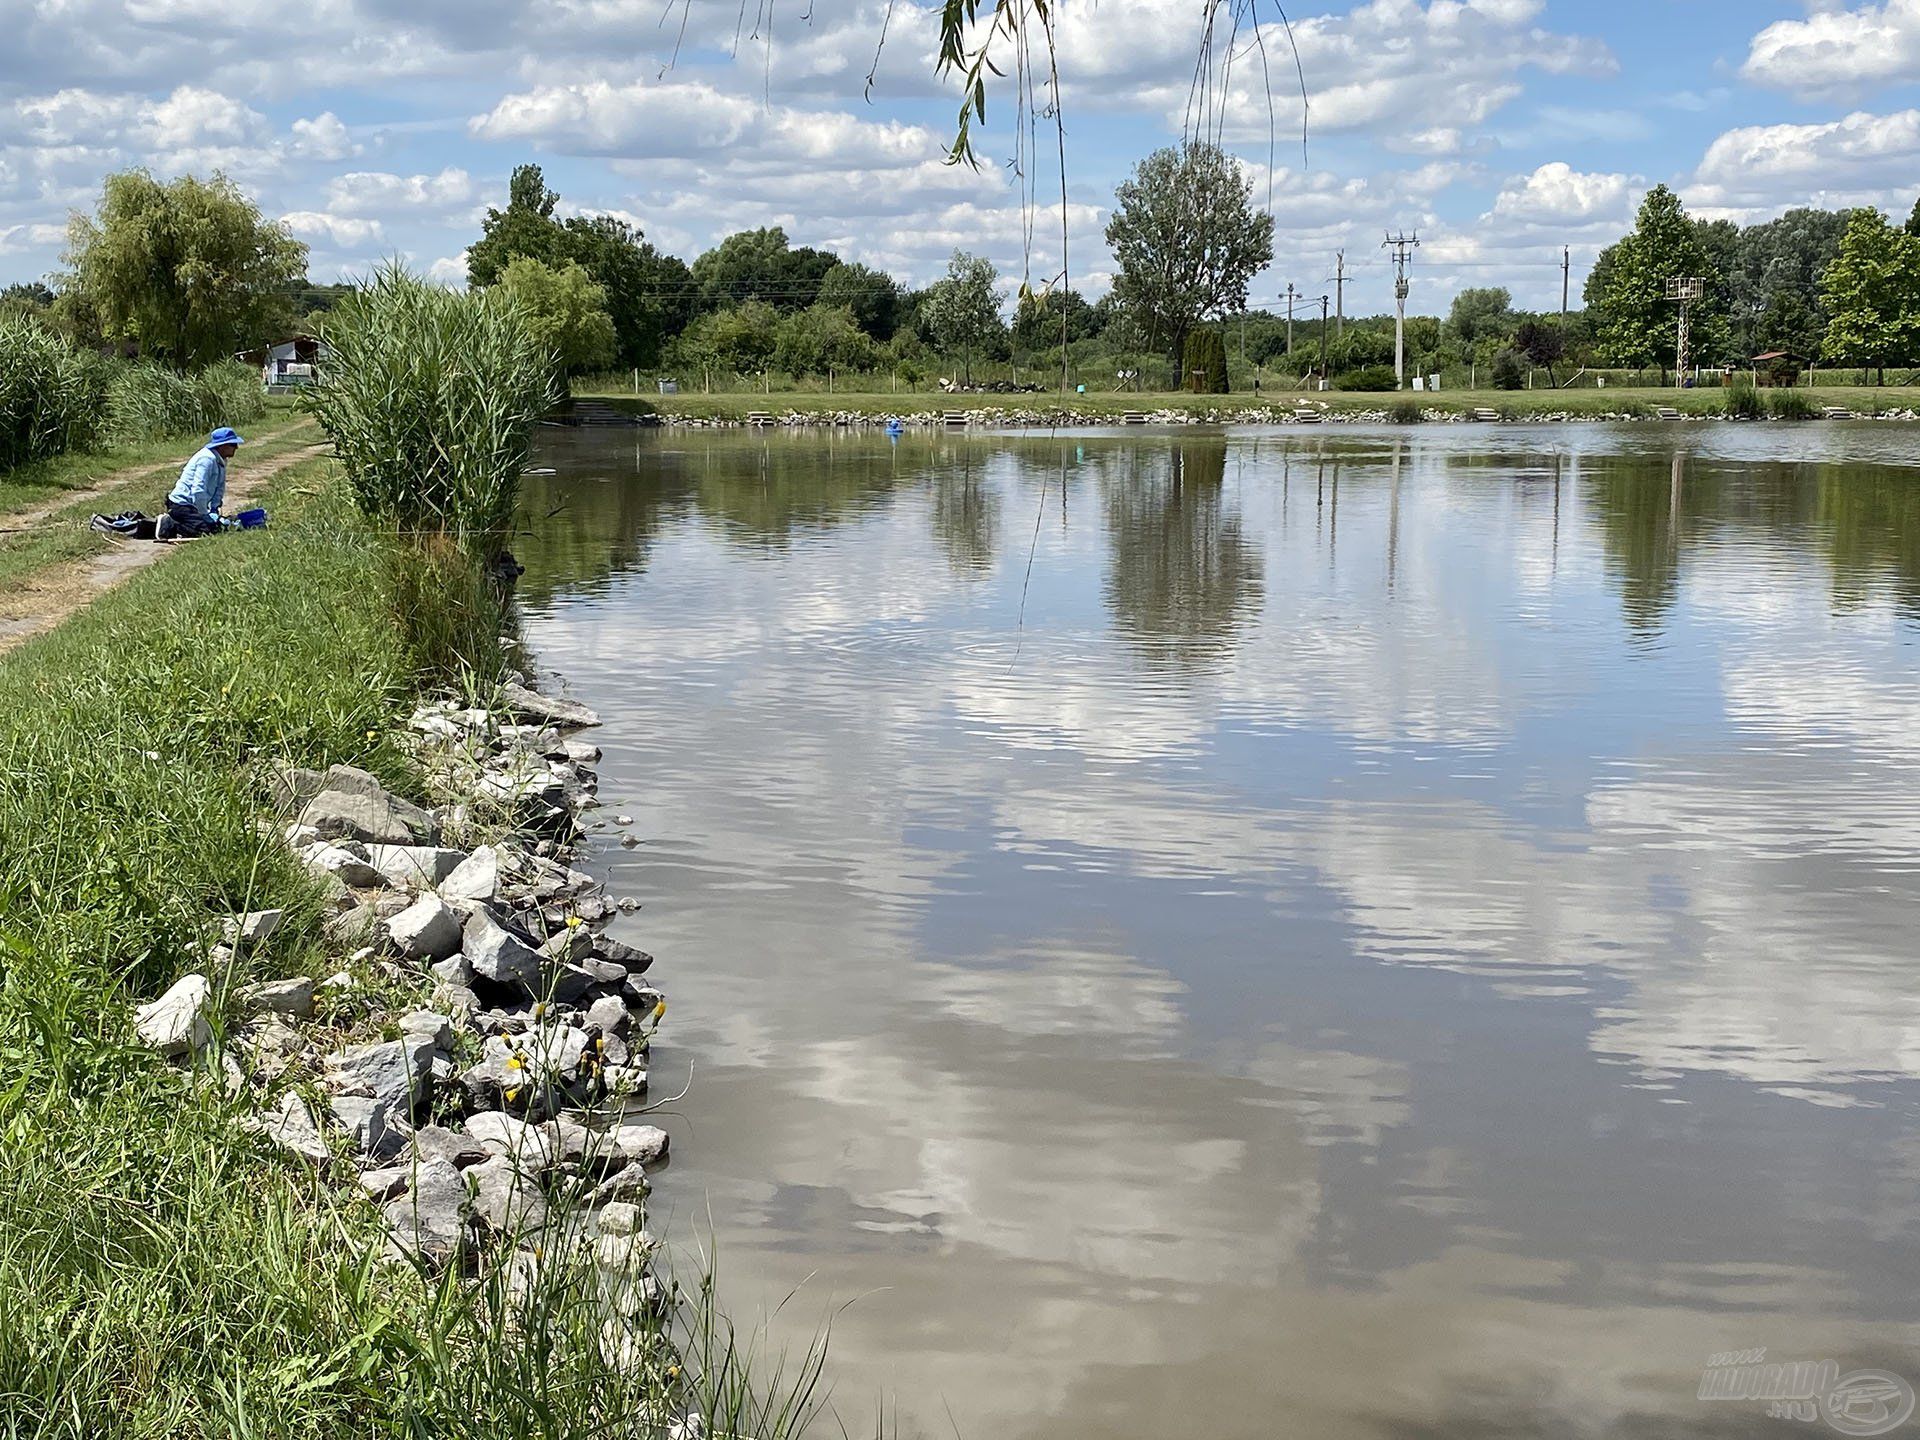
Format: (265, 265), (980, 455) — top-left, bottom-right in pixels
(131, 677), (673, 1337)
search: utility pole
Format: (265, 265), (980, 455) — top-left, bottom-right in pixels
(1334, 251), (1346, 340)
(1285, 283), (1299, 357)
(1383, 231), (1419, 390)
(1318, 294), (1330, 385)
(1561, 245), (1571, 320)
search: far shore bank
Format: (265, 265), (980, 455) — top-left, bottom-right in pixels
(572, 385), (1920, 429)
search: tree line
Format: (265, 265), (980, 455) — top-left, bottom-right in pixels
(10, 160), (1920, 393)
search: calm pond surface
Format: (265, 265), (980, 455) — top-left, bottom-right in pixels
(517, 424), (1920, 1440)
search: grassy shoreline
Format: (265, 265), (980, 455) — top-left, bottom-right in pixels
(574, 384), (1920, 424)
(0, 449), (747, 1436)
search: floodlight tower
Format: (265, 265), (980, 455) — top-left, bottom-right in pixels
(1384, 231), (1420, 389)
(1666, 276), (1705, 387)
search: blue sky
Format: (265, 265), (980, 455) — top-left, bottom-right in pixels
(2, 0), (1918, 315)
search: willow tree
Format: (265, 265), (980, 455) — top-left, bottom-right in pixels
(63, 170), (307, 367)
(1105, 142), (1274, 384)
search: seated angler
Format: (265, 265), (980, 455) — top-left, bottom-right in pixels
(160, 426), (244, 538)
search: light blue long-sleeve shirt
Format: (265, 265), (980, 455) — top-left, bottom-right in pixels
(167, 446), (228, 518)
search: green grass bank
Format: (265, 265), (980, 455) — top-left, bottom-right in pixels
(0, 451), (809, 1437)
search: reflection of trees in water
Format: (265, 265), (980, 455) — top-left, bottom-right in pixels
(691, 433), (907, 546)
(1100, 438), (1264, 670)
(515, 432), (917, 600)
(1588, 451), (1920, 633)
(1815, 470), (1920, 616)
(930, 451), (1001, 575)
(513, 439), (688, 606)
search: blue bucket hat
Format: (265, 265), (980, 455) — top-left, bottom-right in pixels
(209, 426), (244, 448)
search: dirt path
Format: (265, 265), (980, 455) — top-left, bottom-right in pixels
(0, 441), (331, 657)
(0, 418), (314, 533)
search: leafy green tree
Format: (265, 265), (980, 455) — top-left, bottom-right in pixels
(1819, 207), (1920, 383)
(0, 282), (54, 319)
(1512, 318), (1565, 385)
(1011, 286), (1099, 356)
(1490, 347), (1526, 389)
(1105, 141), (1275, 378)
(773, 303), (876, 376)
(1906, 197), (1920, 239)
(469, 168), (693, 369)
(1585, 184), (1726, 377)
(816, 262), (903, 339)
(1446, 287), (1513, 346)
(467, 165), (566, 285)
(62, 170), (308, 367)
(691, 227), (839, 311)
(1728, 208), (1846, 358)
(920, 251), (1004, 383)
(677, 300), (780, 375)
(560, 214), (696, 370)
(492, 257), (617, 375)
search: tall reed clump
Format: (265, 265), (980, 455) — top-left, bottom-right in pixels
(1767, 388), (1819, 421)
(1725, 376), (1762, 420)
(106, 359), (266, 444)
(0, 313), (106, 469)
(307, 263), (559, 552)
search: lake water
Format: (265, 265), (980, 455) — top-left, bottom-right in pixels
(517, 424), (1920, 1440)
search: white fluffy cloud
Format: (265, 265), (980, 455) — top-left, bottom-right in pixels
(472, 78), (934, 170)
(1690, 109), (1920, 214)
(1070, 0), (1617, 149)
(1489, 162), (1634, 226)
(1744, 0), (1920, 99)
(324, 168), (477, 218)
(280, 209), (385, 248)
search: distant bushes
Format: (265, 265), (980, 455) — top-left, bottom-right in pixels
(1333, 365), (1398, 391)
(107, 360), (265, 444)
(307, 263), (557, 549)
(1389, 399), (1424, 424)
(0, 316), (268, 473)
(0, 314), (106, 470)
(1766, 388), (1819, 420)
(1725, 376), (1763, 419)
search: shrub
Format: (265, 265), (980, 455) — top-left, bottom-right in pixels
(1725, 376), (1762, 419)
(307, 264), (558, 551)
(1333, 365), (1398, 391)
(1490, 348), (1526, 390)
(106, 360), (265, 444)
(1182, 328), (1229, 393)
(1389, 399), (1423, 424)
(0, 314), (105, 469)
(1766, 388), (1819, 421)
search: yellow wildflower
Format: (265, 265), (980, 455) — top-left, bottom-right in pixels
(651, 1001), (666, 1021)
